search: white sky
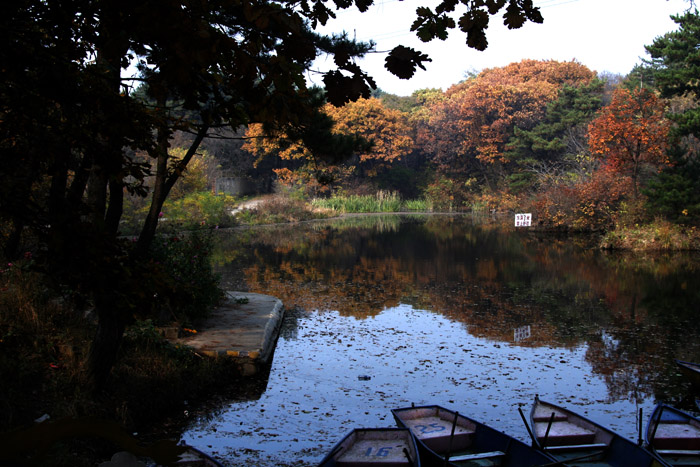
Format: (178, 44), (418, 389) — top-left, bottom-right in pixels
(307, 0), (693, 95)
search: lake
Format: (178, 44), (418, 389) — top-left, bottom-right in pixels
(181, 214), (700, 466)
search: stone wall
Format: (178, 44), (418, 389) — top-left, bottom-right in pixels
(215, 177), (257, 196)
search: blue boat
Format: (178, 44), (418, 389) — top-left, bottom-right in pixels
(318, 428), (421, 466)
(392, 404), (555, 466)
(645, 403), (700, 466)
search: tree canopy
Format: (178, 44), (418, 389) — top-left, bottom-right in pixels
(645, 9), (700, 138)
(0, 0), (547, 388)
(588, 87), (672, 198)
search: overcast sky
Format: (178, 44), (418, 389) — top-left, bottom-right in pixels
(307, 0), (692, 95)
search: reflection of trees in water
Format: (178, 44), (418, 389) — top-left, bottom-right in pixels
(213, 215), (700, 402)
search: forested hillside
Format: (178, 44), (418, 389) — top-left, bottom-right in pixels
(236, 52), (696, 233)
(223, 12), (700, 235)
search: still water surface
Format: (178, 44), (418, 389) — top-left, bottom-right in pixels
(182, 215), (700, 466)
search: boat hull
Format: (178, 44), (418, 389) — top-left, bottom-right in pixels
(645, 403), (700, 467)
(392, 405), (554, 467)
(530, 396), (664, 467)
(675, 360), (700, 388)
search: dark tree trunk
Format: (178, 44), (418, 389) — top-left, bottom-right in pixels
(4, 221), (24, 260)
(87, 293), (126, 393)
(105, 178), (124, 235)
(135, 122), (209, 258)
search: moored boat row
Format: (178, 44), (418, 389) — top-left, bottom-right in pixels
(320, 395), (700, 466)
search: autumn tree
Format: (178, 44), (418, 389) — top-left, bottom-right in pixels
(245, 97), (413, 192)
(324, 98), (414, 178)
(424, 59), (596, 189)
(587, 87), (672, 198)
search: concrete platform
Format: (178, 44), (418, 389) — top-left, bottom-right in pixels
(173, 291), (284, 375)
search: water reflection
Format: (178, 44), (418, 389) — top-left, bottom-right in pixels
(186, 215), (700, 466)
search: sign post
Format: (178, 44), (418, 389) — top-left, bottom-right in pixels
(515, 213), (532, 227)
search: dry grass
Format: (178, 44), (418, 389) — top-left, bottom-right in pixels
(601, 219), (700, 251)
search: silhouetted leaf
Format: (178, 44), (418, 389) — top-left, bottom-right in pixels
(436, 0), (458, 14)
(411, 7), (454, 42)
(485, 0), (507, 14)
(385, 45), (432, 79)
(354, 0), (373, 13)
(459, 9), (490, 50)
(503, 2), (526, 29)
(322, 70), (373, 106)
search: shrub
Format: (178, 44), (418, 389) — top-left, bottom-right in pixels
(160, 191), (236, 229)
(601, 219), (700, 250)
(533, 167), (634, 230)
(148, 230), (224, 323)
(423, 177), (472, 212)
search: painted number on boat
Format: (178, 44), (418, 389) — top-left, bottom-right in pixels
(415, 423), (447, 434)
(364, 446), (393, 457)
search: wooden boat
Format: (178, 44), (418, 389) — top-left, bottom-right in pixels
(645, 403), (700, 466)
(675, 360), (700, 388)
(174, 445), (224, 466)
(100, 445), (223, 466)
(318, 428), (420, 466)
(529, 396), (665, 466)
(391, 404), (555, 467)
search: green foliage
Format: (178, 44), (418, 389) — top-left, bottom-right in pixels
(312, 191), (405, 213)
(167, 148), (219, 200)
(423, 177), (471, 212)
(402, 199), (429, 211)
(644, 145), (700, 223)
(121, 191), (236, 235)
(645, 10), (700, 138)
(147, 231), (224, 323)
(161, 192), (236, 229)
(507, 80), (604, 188)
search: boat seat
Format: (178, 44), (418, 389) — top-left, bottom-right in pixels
(533, 407), (568, 423)
(546, 443), (608, 451)
(535, 421), (596, 446)
(652, 422), (700, 450)
(656, 449), (700, 456)
(449, 451), (505, 462)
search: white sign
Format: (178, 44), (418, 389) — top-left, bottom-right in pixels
(514, 325), (531, 342)
(515, 213), (532, 227)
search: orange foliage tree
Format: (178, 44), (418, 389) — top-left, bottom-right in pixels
(424, 59), (596, 188)
(323, 97), (414, 177)
(587, 87), (672, 198)
(243, 123), (352, 195)
(533, 165), (633, 230)
(244, 97), (413, 192)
